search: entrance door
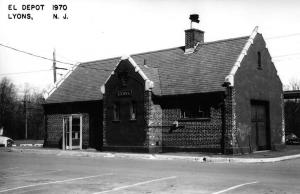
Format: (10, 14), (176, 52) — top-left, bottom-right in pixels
(63, 114), (82, 150)
(251, 102), (269, 151)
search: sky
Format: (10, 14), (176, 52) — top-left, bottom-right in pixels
(0, 0), (300, 94)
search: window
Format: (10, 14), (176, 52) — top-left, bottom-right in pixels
(257, 51), (262, 69)
(130, 101), (137, 120)
(181, 105), (209, 119)
(113, 103), (120, 121)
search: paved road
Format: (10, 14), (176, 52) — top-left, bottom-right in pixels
(0, 151), (299, 194)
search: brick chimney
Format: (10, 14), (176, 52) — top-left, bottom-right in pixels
(185, 29), (204, 54)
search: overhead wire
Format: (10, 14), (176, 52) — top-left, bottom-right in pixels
(1, 31), (300, 74)
(266, 33), (300, 40)
(273, 57), (300, 62)
(0, 42), (114, 72)
(0, 69), (53, 76)
(272, 52), (300, 59)
(0, 43), (75, 66)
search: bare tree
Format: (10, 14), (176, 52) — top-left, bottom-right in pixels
(20, 83), (45, 140)
(284, 78), (300, 91)
(0, 78), (45, 139)
(0, 77), (20, 138)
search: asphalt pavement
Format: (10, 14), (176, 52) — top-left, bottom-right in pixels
(0, 150), (300, 193)
(6, 145), (300, 163)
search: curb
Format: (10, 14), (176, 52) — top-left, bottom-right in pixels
(9, 148), (300, 163)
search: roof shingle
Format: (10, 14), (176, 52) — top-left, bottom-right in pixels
(46, 36), (249, 104)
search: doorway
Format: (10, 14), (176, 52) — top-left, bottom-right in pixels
(250, 101), (270, 151)
(63, 114), (82, 150)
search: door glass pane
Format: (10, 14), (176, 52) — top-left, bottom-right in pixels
(64, 117), (70, 132)
(63, 117), (70, 148)
(72, 117), (80, 146)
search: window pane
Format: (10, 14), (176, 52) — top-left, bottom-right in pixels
(130, 101), (136, 120)
(113, 103), (120, 120)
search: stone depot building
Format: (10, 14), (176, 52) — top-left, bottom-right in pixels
(43, 26), (285, 154)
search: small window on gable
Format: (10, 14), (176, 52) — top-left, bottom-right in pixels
(113, 103), (120, 121)
(129, 101), (137, 120)
(181, 105), (210, 119)
(257, 51), (262, 69)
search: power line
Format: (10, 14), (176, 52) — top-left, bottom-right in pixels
(0, 64), (112, 77)
(0, 69), (53, 76)
(0, 43), (114, 72)
(266, 33), (300, 40)
(273, 52), (300, 58)
(0, 43), (75, 66)
(56, 53), (80, 64)
(273, 58), (300, 63)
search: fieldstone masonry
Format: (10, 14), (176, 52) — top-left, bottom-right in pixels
(161, 107), (223, 152)
(144, 91), (163, 153)
(223, 87), (238, 154)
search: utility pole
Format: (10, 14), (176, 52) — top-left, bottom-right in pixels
(53, 48), (56, 83)
(23, 98), (28, 140)
(52, 49), (68, 83)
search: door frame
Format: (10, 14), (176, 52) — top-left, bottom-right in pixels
(250, 100), (271, 151)
(62, 114), (83, 150)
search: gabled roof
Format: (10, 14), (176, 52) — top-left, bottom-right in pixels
(101, 56), (155, 94)
(46, 36), (249, 104)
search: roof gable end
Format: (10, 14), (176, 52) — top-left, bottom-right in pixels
(101, 55), (154, 94)
(224, 26), (259, 86)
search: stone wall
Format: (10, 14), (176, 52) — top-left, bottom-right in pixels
(161, 106), (223, 152)
(145, 92), (162, 153)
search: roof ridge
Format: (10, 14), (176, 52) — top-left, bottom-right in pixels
(80, 56), (120, 65)
(131, 46), (184, 57)
(79, 36), (249, 65)
(199, 36), (250, 46)
(80, 46), (184, 65)
(131, 36), (249, 56)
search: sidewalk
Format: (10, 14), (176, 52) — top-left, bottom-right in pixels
(3, 145), (300, 163)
